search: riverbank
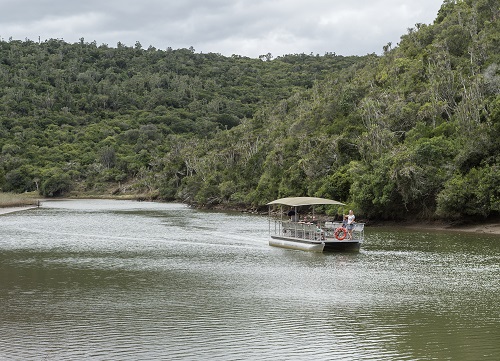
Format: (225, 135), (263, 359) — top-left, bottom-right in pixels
(0, 205), (39, 215)
(369, 220), (500, 235)
(0, 192), (40, 208)
(418, 221), (500, 235)
(2, 197), (499, 236)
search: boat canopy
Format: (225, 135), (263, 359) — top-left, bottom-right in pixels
(267, 197), (345, 207)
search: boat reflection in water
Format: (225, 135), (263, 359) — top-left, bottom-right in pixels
(267, 197), (364, 252)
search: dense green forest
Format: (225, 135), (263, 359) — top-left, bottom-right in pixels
(1, 0), (500, 221)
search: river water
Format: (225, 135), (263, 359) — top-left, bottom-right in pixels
(1, 199), (498, 360)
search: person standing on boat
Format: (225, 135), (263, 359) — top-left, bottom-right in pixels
(342, 215), (348, 228)
(287, 208), (298, 222)
(346, 210), (355, 240)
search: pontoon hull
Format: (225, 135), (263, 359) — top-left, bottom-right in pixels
(269, 236), (325, 252)
(270, 236), (361, 253)
(322, 240), (361, 252)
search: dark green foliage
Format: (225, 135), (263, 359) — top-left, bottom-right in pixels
(40, 170), (72, 197)
(437, 165), (500, 219)
(3, 166), (34, 193)
(1, 40), (358, 200)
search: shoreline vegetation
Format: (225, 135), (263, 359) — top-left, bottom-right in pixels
(0, 192), (40, 208)
(1, 192), (499, 235)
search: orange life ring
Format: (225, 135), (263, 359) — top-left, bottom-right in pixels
(334, 227), (347, 240)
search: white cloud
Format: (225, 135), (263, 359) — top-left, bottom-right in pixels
(35, 13), (108, 33)
(0, 0), (443, 57)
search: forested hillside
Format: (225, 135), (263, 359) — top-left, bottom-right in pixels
(1, 0), (500, 221)
(0, 39), (360, 200)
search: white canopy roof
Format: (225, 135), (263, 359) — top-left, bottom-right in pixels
(267, 197), (345, 207)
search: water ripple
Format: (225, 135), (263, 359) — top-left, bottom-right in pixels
(1, 199), (498, 360)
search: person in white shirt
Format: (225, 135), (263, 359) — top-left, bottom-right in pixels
(346, 210), (355, 240)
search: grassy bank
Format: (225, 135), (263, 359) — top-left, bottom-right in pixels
(0, 192), (40, 208)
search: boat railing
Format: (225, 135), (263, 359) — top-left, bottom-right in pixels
(324, 222), (365, 241)
(271, 220), (364, 242)
(272, 220), (324, 240)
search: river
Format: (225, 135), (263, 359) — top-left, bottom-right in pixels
(1, 199), (498, 360)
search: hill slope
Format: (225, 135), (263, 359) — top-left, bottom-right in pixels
(1, 0), (499, 221)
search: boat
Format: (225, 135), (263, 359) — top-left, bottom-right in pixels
(267, 197), (364, 252)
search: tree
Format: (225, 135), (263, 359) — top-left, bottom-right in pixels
(40, 171), (72, 197)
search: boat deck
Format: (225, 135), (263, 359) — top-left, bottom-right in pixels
(269, 220), (364, 252)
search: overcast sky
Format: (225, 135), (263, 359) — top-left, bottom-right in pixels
(1, 0), (443, 58)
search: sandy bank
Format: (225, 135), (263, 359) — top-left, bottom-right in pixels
(0, 206), (38, 215)
(373, 220), (500, 235)
(418, 222), (500, 235)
